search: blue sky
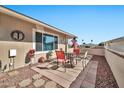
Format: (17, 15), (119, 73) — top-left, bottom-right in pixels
(5, 5), (124, 44)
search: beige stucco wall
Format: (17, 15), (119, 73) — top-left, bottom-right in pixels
(110, 41), (124, 46)
(89, 48), (105, 56)
(0, 12), (36, 70)
(0, 12), (69, 70)
(80, 47), (105, 56)
(0, 41), (33, 69)
(0, 13), (35, 42)
(105, 49), (124, 87)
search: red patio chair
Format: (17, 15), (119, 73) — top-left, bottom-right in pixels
(55, 51), (68, 72)
(73, 48), (81, 64)
(74, 48), (80, 56)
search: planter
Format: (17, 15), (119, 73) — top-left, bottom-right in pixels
(38, 57), (45, 63)
(25, 49), (35, 64)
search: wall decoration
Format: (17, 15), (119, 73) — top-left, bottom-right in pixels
(11, 30), (25, 41)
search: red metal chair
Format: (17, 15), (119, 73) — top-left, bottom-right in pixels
(55, 51), (68, 72)
(73, 48), (81, 64)
(74, 48), (80, 56)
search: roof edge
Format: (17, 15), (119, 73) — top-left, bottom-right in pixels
(104, 36), (124, 43)
(0, 5), (77, 38)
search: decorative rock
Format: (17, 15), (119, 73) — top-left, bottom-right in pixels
(32, 74), (42, 80)
(45, 81), (57, 88)
(19, 79), (32, 87)
(33, 79), (45, 87)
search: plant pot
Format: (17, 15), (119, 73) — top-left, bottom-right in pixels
(38, 57), (45, 63)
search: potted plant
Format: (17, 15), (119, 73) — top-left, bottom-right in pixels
(25, 49), (35, 64)
(46, 50), (53, 61)
(38, 56), (45, 63)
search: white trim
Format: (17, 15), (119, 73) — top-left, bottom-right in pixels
(35, 51), (49, 55)
(32, 28), (36, 49)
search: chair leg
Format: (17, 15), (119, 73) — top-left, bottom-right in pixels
(84, 59), (86, 68)
(70, 58), (74, 68)
(82, 60), (83, 67)
(62, 62), (66, 72)
(82, 59), (85, 69)
(57, 61), (59, 68)
(65, 65), (66, 72)
(85, 59), (87, 67)
(76, 59), (77, 65)
(82, 61), (84, 70)
(85, 59), (87, 66)
(64, 63), (66, 72)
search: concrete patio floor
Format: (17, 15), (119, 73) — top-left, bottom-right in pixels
(0, 55), (118, 88)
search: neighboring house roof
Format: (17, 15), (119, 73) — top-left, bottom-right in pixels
(105, 36), (124, 43)
(0, 6), (77, 38)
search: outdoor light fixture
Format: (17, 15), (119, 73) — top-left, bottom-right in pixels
(9, 49), (17, 70)
(9, 49), (17, 57)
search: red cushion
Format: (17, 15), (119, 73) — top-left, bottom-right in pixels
(56, 51), (65, 59)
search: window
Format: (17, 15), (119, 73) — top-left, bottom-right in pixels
(43, 34), (58, 51)
(36, 32), (42, 51)
(35, 31), (58, 51)
(54, 36), (58, 49)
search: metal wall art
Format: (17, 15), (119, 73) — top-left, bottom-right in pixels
(11, 30), (25, 41)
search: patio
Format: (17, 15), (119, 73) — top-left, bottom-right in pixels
(0, 55), (118, 88)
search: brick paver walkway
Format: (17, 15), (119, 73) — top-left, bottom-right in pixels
(0, 55), (118, 88)
(70, 61), (98, 88)
(0, 63), (62, 88)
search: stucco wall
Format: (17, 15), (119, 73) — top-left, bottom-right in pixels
(111, 41), (124, 46)
(0, 13), (35, 42)
(105, 49), (124, 87)
(0, 12), (68, 70)
(0, 12), (36, 70)
(89, 48), (105, 56)
(80, 47), (105, 56)
(0, 41), (33, 69)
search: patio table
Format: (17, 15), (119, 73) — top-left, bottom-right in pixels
(65, 52), (75, 68)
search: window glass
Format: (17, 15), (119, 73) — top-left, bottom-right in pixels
(54, 36), (58, 49)
(43, 34), (54, 51)
(36, 32), (58, 51)
(36, 32), (42, 51)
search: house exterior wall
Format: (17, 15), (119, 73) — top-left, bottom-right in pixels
(110, 40), (124, 46)
(105, 40), (124, 52)
(0, 12), (69, 70)
(0, 12), (36, 69)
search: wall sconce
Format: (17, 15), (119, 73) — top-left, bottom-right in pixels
(9, 49), (17, 57)
(9, 49), (17, 70)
